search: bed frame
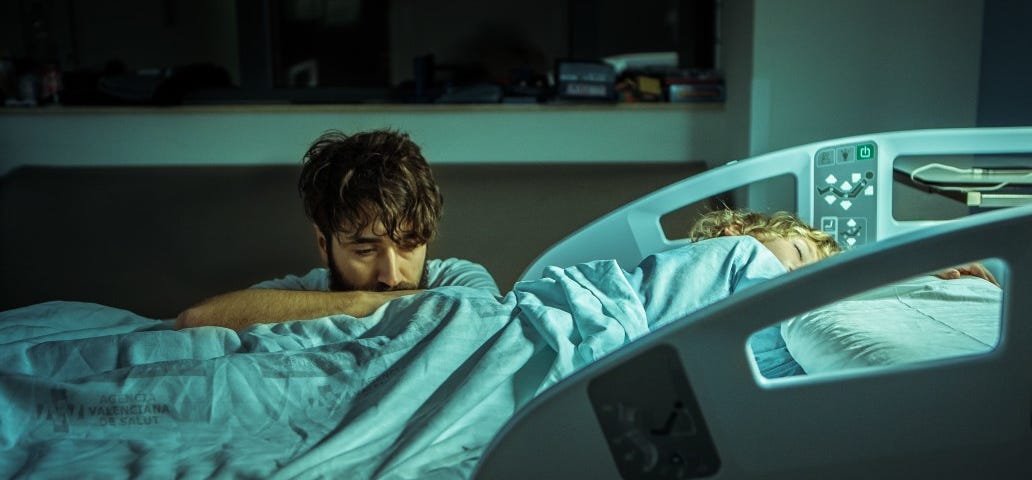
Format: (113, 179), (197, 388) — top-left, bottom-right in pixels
(519, 127), (1032, 281)
(480, 128), (1032, 479)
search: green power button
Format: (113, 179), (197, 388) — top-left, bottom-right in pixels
(856, 143), (875, 160)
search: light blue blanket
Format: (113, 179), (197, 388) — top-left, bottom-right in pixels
(0, 237), (786, 479)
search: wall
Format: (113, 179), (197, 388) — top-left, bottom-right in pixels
(717, 0), (756, 164)
(1, 162), (706, 316)
(744, 0), (986, 213)
(977, 0), (1032, 127)
(0, 104), (725, 175)
(750, 0), (984, 153)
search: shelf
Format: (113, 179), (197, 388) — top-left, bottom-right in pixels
(0, 101), (724, 115)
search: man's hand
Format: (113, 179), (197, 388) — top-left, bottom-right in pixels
(934, 263), (1000, 287)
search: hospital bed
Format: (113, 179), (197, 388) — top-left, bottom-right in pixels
(0, 128), (1029, 479)
(476, 127), (1032, 479)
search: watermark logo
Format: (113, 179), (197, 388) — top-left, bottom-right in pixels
(35, 389), (174, 431)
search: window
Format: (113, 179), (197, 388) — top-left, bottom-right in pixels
(2, 0), (718, 105)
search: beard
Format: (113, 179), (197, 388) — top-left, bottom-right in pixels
(326, 242), (429, 292)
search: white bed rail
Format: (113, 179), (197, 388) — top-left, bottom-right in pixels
(519, 127), (1032, 282)
(479, 202), (1032, 480)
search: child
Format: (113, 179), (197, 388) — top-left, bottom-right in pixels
(690, 209), (841, 271)
(692, 208), (998, 285)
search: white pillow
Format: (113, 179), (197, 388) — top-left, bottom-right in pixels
(781, 275), (1002, 374)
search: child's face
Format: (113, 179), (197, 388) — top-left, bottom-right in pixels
(760, 236), (820, 271)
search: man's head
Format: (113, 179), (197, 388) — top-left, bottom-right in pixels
(298, 129), (443, 291)
(689, 209), (840, 271)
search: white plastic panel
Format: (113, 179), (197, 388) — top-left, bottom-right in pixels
(480, 202), (1032, 480)
(494, 128), (1032, 479)
(519, 127), (1032, 282)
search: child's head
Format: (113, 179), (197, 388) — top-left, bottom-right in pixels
(690, 209), (841, 270)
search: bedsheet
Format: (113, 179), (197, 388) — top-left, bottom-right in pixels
(0, 236), (786, 479)
(782, 275), (1002, 373)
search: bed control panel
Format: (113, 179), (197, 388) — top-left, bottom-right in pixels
(813, 141), (878, 249)
(588, 346), (720, 479)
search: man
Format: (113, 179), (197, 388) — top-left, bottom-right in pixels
(176, 129), (499, 330)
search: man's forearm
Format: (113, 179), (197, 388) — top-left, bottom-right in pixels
(176, 289), (419, 331)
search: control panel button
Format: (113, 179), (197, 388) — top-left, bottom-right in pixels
(820, 217), (838, 231)
(856, 143), (876, 160)
(836, 146), (855, 163)
(813, 141), (876, 250)
(844, 218), (862, 236)
(816, 149), (835, 167)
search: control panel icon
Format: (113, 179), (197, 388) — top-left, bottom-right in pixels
(813, 141), (877, 249)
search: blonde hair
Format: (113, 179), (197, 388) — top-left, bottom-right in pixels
(689, 209), (841, 259)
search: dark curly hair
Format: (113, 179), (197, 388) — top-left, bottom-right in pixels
(298, 129), (443, 247)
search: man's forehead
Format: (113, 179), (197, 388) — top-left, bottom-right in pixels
(337, 220), (416, 242)
(340, 234), (382, 245)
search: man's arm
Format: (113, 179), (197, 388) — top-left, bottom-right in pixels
(175, 288), (419, 331)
